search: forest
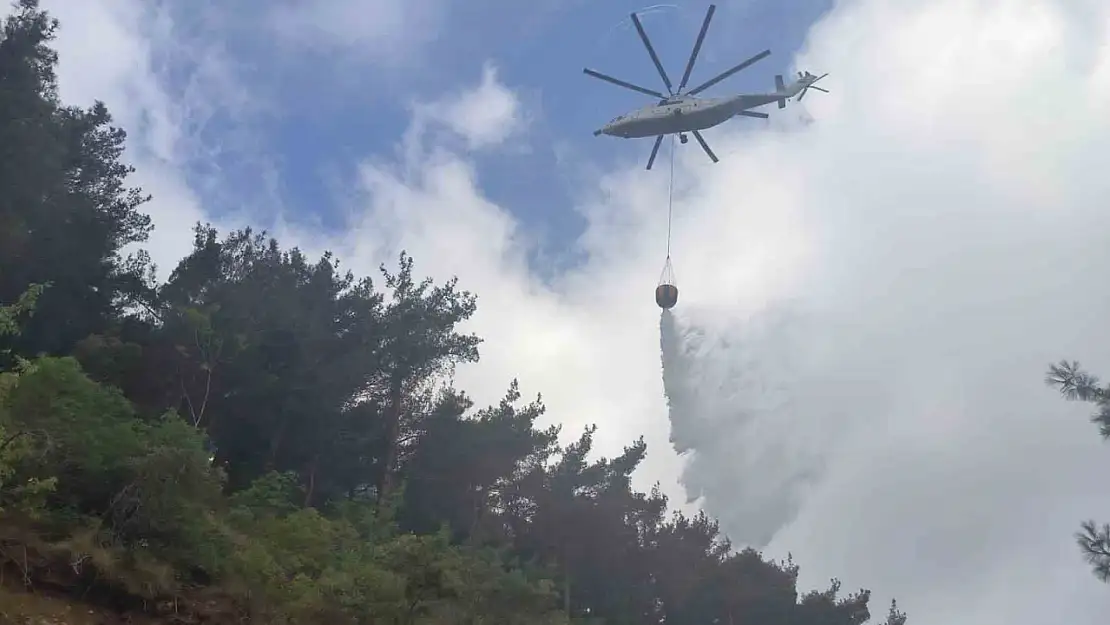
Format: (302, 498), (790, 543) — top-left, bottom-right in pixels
(0, 1), (921, 623)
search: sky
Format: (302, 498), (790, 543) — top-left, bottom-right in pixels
(19, 0), (1110, 623)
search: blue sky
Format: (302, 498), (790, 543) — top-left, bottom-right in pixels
(155, 0), (832, 269)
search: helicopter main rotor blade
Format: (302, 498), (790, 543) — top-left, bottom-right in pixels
(798, 73), (830, 101)
(691, 130), (718, 163)
(686, 49), (771, 96)
(630, 12), (674, 94)
(678, 4), (715, 93)
(583, 68), (666, 99)
(738, 110), (769, 118)
(646, 134), (665, 170)
(797, 85), (826, 101)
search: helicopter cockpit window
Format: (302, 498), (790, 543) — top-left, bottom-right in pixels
(610, 114), (626, 123)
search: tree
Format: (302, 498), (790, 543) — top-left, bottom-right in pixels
(151, 226), (389, 498)
(0, 0), (154, 361)
(882, 600), (908, 625)
(373, 252), (481, 503)
(398, 380), (560, 542)
(1046, 360), (1110, 581)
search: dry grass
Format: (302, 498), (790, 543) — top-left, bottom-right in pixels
(0, 586), (108, 625)
(0, 585), (162, 625)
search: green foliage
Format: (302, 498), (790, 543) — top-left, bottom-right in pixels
(2, 356), (148, 510)
(1046, 360), (1110, 439)
(0, 282), (45, 338)
(0, 286), (56, 519)
(218, 481), (565, 624)
(1046, 360), (1110, 582)
(1, 0), (153, 358)
(0, 353), (228, 593)
(0, 421), (57, 518)
(0, 3), (906, 624)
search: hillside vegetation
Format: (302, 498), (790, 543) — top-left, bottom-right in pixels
(0, 1), (907, 623)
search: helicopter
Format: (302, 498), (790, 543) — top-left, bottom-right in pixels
(584, 4), (829, 169)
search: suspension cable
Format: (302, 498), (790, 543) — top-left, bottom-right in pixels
(666, 134), (676, 258)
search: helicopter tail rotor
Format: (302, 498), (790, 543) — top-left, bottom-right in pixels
(796, 71), (830, 101)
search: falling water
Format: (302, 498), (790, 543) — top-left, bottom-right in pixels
(659, 306), (832, 548)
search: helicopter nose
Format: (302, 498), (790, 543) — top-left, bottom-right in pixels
(596, 123), (617, 137)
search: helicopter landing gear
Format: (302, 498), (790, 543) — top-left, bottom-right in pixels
(679, 133), (689, 144)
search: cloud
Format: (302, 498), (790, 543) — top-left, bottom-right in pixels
(649, 1), (1110, 623)
(40, 0), (282, 278)
(418, 62), (524, 150)
(40, 0), (206, 274)
(266, 0), (442, 67)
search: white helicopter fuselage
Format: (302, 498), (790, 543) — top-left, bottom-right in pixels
(595, 79), (810, 139)
(596, 94), (774, 139)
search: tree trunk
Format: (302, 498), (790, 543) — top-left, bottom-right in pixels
(564, 572), (571, 618)
(467, 485), (482, 541)
(563, 544), (572, 618)
(377, 375), (403, 505)
(303, 454), (318, 507)
(266, 415), (288, 472)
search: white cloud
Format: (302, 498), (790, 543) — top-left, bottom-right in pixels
(419, 62), (524, 150)
(35, 0), (260, 278)
(651, 1), (1110, 623)
(40, 0), (206, 275)
(40, 0), (278, 279)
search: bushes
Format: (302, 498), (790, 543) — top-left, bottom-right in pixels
(0, 347), (564, 623)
